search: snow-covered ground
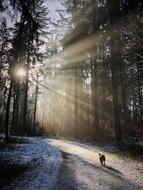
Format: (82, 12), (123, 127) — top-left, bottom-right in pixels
(48, 139), (143, 190)
(0, 138), (62, 190)
(0, 138), (143, 190)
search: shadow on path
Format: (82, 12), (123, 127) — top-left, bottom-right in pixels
(53, 152), (77, 190)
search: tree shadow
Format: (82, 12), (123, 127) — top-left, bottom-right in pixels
(54, 152), (77, 190)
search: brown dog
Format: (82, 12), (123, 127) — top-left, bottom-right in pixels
(99, 153), (106, 166)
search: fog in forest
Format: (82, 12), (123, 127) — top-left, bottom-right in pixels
(0, 0), (143, 145)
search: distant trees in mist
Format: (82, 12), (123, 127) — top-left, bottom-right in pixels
(43, 0), (143, 145)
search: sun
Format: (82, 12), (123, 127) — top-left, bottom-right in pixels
(16, 68), (26, 78)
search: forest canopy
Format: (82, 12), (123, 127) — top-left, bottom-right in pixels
(0, 0), (143, 145)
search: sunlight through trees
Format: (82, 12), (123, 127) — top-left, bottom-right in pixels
(0, 0), (143, 145)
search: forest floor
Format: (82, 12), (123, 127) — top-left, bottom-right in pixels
(0, 137), (143, 190)
(0, 137), (62, 190)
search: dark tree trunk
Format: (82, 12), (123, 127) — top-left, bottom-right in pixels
(11, 93), (16, 135)
(15, 84), (20, 134)
(0, 86), (7, 130)
(120, 56), (127, 130)
(110, 34), (123, 145)
(5, 80), (13, 142)
(23, 56), (30, 135)
(74, 68), (79, 138)
(111, 61), (123, 145)
(108, 0), (123, 146)
(91, 52), (100, 139)
(136, 62), (143, 127)
(33, 75), (39, 136)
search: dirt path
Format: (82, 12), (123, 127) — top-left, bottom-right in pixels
(1, 138), (143, 190)
(48, 139), (143, 190)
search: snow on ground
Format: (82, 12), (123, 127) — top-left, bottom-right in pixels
(48, 139), (143, 190)
(0, 138), (62, 190)
(0, 138), (143, 190)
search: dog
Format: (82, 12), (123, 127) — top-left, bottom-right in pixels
(99, 153), (106, 166)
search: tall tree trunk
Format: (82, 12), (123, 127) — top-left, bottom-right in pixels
(23, 55), (30, 135)
(11, 93), (16, 135)
(120, 45), (127, 136)
(136, 62), (143, 127)
(109, 0), (123, 146)
(110, 30), (123, 144)
(74, 68), (79, 138)
(33, 75), (39, 136)
(15, 84), (20, 134)
(5, 80), (13, 142)
(0, 86), (7, 130)
(91, 0), (100, 139)
(111, 59), (123, 145)
(91, 52), (100, 139)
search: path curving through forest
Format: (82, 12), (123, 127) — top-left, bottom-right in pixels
(49, 139), (143, 190)
(1, 138), (143, 190)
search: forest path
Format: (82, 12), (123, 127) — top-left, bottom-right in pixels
(1, 138), (143, 190)
(48, 139), (143, 190)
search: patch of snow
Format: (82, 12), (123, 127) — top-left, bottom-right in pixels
(0, 138), (62, 190)
(1, 138), (143, 190)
